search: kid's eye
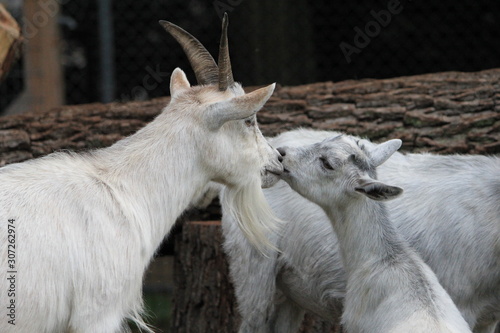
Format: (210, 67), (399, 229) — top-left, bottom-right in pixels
(244, 118), (254, 127)
(320, 157), (334, 170)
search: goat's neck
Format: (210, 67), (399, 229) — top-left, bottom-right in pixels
(96, 112), (210, 260)
(324, 198), (406, 275)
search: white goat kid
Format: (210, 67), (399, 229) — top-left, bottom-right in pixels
(278, 136), (472, 333)
(221, 129), (500, 333)
(0, 15), (282, 333)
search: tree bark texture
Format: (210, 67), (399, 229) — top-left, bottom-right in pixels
(1, 69), (499, 168)
(172, 221), (240, 333)
(0, 69), (499, 332)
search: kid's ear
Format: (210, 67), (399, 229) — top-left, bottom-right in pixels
(170, 68), (191, 98)
(368, 139), (402, 167)
(355, 178), (403, 201)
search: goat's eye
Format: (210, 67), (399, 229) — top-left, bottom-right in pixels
(320, 157), (334, 170)
(244, 118), (254, 127)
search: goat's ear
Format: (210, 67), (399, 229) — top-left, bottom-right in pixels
(368, 139), (402, 167)
(170, 68), (191, 98)
(355, 178), (403, 201)
(206, 83), (275, 130)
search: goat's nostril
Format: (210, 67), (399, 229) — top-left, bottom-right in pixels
(277, 147), (286, 159)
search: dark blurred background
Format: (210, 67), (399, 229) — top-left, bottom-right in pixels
(1, 0), (500, 115)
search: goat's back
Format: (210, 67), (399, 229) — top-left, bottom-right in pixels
(379, 153), (500, 326)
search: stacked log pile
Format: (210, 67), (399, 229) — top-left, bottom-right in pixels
(0, 69), (499, 332)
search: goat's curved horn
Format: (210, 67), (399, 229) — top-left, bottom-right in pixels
(159, 20), (219, 85)
(218, 13), (234, 91)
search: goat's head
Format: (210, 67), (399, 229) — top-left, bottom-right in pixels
(160, 14), (283, 189)
(160, 14), (283, 252)
(278, 135), (403, 208)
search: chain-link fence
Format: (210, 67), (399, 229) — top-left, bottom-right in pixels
(1, 0), (500, 112)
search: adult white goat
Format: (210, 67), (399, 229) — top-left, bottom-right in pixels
(221, 129), (500, 333)
(0, 15), (283, 333)
(277, 135), (472, 333)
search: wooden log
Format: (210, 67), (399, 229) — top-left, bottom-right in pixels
(0, 4), (22, 81)
(172, 221), (240, 333)
(0, 69), (498, 167)
(0, 100), (159, 166)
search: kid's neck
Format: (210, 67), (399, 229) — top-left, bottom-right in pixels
(324, 198), (407, 274)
